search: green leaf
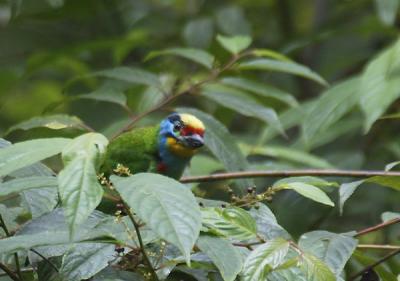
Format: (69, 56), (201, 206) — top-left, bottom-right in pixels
(93, 66), (161, 88)
(298, 231), (358, 277)
(196, 235), (242, 281)
(352, 250), (398, 281)
(215, 5), (251, 36)
(274, 181), (335, 206)
(77, 81), (127, 106)
(201, 84), (284, 135)
(385, 161), (400, 171)
(252, 49), (292, 61)
(299, 253), (336, 281)
(183, 18), (214, 49)
(111, 173), (201, 264)
(375, 0), (400, 26)
(273, 177), (338, 188)
(220, 77), (298, 107)
(359, 39), (400, 132)
(201, 207), (257, 240)
(238, 58), (328, 86)
(176, 107), (253, 189)
(366, 176), (400, 191)
(93, 267), (145, 281)
(241, 144), (334, 169)
(381, 211), (400, 222)
(0, 138), (70, 177)
(58, 133), (108, 235)
(302, 78), (360, 143)
(242, 238), (290, 281)
(146, 47), (215, 69)
(0, 176), (57, 196)
(216, 34), (252, 55)
(338, 180), (364, 215)
(6, 114), (89, 134)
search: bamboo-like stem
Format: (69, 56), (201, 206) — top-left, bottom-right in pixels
(0, 214), (22, 280)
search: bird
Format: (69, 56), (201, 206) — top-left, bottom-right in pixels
(101, 113), (205, 179)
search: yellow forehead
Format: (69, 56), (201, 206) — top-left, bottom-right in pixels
(180, 114), (205, 130)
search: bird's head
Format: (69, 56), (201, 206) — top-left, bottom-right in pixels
(159, 113), (205, 158)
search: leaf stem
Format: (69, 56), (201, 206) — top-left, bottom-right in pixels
(0, 214), (22, 280)
(357, 244), (400, 250)
(121, 201), (160, 281)
(0, 262), (20, 281)
(355, 218), (400, 237)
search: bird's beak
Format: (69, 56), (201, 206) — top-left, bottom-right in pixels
(183, 134), (204, 149)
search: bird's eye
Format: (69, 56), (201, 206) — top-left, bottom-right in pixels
(173, 122), (182, 132)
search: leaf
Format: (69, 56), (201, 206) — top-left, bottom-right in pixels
(238, 58), (328, 86)
(220, 77), (298, 107)
(58, 133), (108, 235)
(77, 81), (127, 106)
(111, 173), (201, 264)
(216, 34), (252, 55)
(201, 84), (284, 135)
(146, 47), (215, 69)
(242, 144), (334, 169)
(366, 176), (400, 191)
(6, 115), (88, 134)
(385, 161), (400, 171)
(93, 66), (161, 88)
(252, 49), (292, 61)
(215, 5), (251, 36)
(375, 0), (400, 26)
(93, 267), (145, 281)
(338, 180), (364, 215)
(0, 176), (57, 197)
(176, 107), (253, 189)
(359, 39), (400, 132)
(183, 18), (214, 49)
(299, 253), (336, 281)
(242, 238), (290, 281)
(381, 211), (400, 222)
(298, 231), (358, 277)
(0, 138), (70, 177)
(273, 177), (338, 188)
(302, 77), (360, 143)
(201, 207), (257, 240)
(352, 250), (398, 281)
(274, 181), (335, 206)
(196, 235), (242, 281)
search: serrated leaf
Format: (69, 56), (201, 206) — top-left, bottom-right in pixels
(242, 238), (290, 281)
(0, 176), (57, 197)
(339, 180), (364, 215)
(94, 66), (161, 88)
(176, 107), (253, 189)
(375, 0), (400, 26)
(220, 77), (298, 107)
(299, 253), (335, 281)
(111, 173), (201, 264)
(0, 138), (70, 177)
(238, 58), (328, 86)
(274, 181), (334, 206)
(146, 47), (215, 69)
(359, 39), (400, 132)
(6, 114), (88, 134)
(302, 77), (360, 143)
(201, 84), (284, 135)
(197, 235), (242, 281)
(216, 34), (252, 55)
(201, 207), (257, 240)
(58, 133), (108, 235)
(298, 231), (357, 277)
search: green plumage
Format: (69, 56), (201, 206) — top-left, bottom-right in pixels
(101, 125), (160, 175)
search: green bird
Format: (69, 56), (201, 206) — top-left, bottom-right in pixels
(101, 113), (205, 179)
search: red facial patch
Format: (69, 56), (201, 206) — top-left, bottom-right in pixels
(181, 126), (205, 137)
(157, 162), (167, 172)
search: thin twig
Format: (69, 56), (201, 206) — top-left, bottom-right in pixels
(30, 249), (59, 272)
(348, 249), (400, 280)
(180, 169), (400, 183)
(357, 244), (400, 250)
(0, 262), (20, 281)
(121, 201), (160, 281)
(355, 218), (400, 237)
(0, 214), (22, 280)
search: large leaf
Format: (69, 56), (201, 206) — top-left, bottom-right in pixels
(58, 133), (108, 234)
(375, 0), (400, 26)
(220, 77), (298, 107)
(77, 80), (128, 106)
(299, 253), (336, 281)
(302, 77), (360, 143)
(338, 180), (364, 215)
(176, 107), (252, 189)
(111, 173), (201, 264)
(298, 231), (358, 277)
(197, 235), (242, 281)
(366, 176), (400, 191)
(238, 58), (328, 86)
(216, 34), (252, 55)
(201, 207), (257, 240)
(359, 39), (400, 132)
(146, 47), (215, 69)
(273, 179), (335, 207)
(0, 176), (57, 196)
(6, 115), (89, 134)
(201, 84), (284, 135)
(0, 138), (70, 177)
(242, 238), (290, 281)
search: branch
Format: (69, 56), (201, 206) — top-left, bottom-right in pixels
(348, 249), (400, 281)
(180, 169), (400, 183)
(357, 244), (400, 250)
(0, 262), (20, 281)
(355, 218), (400, 237)
(0, 214), (22, 280)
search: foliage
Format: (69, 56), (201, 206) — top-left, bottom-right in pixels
(1, 0), (400, 280)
